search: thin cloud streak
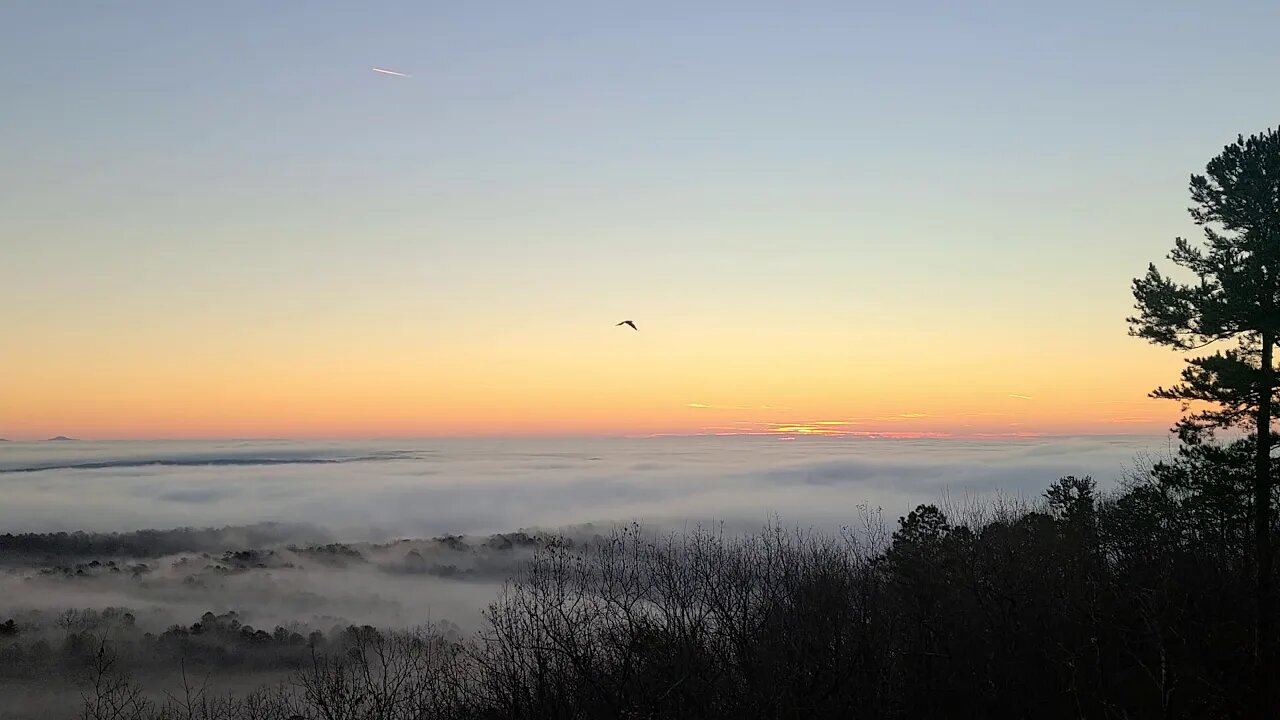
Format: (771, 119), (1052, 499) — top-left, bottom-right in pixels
(687, 403), (788, 411)
(1092, 400), (1159, 405)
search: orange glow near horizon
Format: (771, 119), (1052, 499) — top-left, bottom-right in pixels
(1, 248), (1193, 442)
(0, 371), (1185, 441)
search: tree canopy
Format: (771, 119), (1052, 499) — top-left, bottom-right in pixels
(1129, 125), (1280, 713)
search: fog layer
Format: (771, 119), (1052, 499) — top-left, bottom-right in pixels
(0, 435), (1165, 539)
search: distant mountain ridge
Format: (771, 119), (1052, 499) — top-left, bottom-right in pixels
(46, 436), (77, 442)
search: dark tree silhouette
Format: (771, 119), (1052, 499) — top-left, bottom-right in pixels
(1129, 125), (1280, 712)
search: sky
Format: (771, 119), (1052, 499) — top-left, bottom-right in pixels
(2, 1), (1279, 440)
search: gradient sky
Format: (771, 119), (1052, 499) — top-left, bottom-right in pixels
(3, 1), (1279, 440)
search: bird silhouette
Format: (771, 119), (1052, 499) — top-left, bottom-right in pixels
(616, 320), (638, 331)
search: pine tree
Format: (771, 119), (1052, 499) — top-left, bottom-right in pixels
(1129, 126), (1280, 711)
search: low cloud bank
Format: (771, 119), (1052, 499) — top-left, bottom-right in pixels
(0, 435), (1166, 539)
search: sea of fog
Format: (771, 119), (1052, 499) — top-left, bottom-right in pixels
(0, 435), (1173, 538)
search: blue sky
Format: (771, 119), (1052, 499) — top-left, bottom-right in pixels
(2, 1), (1279, 438)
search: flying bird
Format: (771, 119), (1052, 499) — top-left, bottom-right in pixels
(372, 67), (410, 77)
(616, 320), (637, 331)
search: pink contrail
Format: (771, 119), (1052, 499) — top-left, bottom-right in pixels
(372, 67), (410, 77)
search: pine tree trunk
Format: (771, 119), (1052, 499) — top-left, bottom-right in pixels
(1257, 331), (1275, 713)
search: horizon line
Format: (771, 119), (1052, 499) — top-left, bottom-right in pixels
(0, 430), (1174, 443)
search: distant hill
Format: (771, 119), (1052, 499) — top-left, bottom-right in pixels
(45, 436), (78, 442)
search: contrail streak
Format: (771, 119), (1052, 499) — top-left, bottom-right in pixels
(372, 67), (410, 77)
